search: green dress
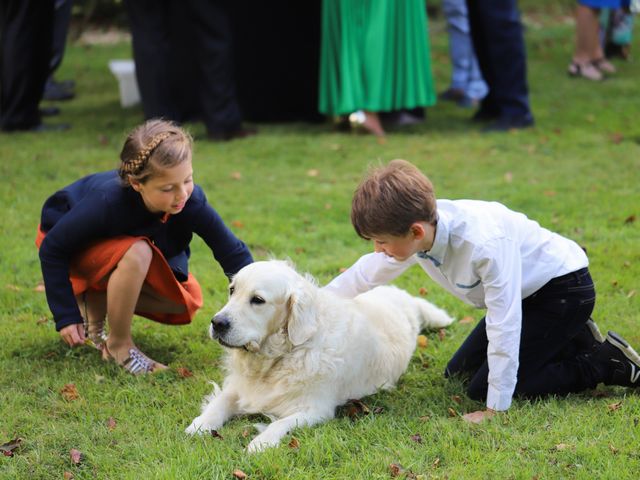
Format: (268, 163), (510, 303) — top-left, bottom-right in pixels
(318, 0), (436, 116)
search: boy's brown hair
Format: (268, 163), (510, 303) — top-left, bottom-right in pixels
(118, 119), (193, 185)
(351, 159), (437, 239)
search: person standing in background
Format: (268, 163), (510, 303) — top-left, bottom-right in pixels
(439, 0), (488, 108)
(318, 0), (437, 137)
(465, 0), (534, 131)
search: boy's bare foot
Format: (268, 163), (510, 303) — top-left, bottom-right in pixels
(103, 339), (168, 375)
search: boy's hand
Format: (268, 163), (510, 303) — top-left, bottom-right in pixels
(60, 323), (86, 347)
(462, 409), (496, 424)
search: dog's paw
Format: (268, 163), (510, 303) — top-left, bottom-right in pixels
(246, 437), (273, 454)
(185, 416), (216, 436)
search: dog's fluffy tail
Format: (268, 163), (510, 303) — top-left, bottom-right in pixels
(415, 297), (455, 330)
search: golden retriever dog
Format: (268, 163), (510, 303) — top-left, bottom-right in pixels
(185, 260), (454, 452)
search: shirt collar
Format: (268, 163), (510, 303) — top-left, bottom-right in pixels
(416, 212), (448, 267)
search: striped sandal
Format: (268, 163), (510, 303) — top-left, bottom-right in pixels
(102, 343), (166, 375)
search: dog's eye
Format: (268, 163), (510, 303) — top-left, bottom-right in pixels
(250, 296), (265, 305)
(229, 286), (235, 296)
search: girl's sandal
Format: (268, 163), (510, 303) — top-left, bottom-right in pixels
(567, 61), (603, 81)
(592, 58), (616, 74)
(102, 343), (166, 375)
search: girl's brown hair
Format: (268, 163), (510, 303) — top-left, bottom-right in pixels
(118, 119), (193, 185)
(351, 159), (437, 239)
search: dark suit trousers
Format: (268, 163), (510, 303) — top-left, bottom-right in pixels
(465, 0), (532, 119)
(0, 0), (53, 130)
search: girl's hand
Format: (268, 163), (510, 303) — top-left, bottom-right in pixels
(462, 409), (496, 424)
(60, 323), (86, 347)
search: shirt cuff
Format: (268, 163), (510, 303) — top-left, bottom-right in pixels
(486, 385), (513, 411)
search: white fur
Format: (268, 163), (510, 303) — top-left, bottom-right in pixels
(185, 260), (454, 452)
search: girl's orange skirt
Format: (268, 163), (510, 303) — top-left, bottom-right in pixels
(36, 227), (203, 325)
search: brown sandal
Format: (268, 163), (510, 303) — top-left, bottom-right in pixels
(102, 343), (166, 375)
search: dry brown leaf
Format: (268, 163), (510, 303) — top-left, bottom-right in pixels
(459, 316), (474, 324)
(232, 470), (247, 479)
(231, 220), (244, 229)
(389, 463), (403, 477)
(34, 282), (46, 292)
(241, 429), (250, 438)
(451, 395), (462, 404)
(211, 430), (224, 440)
(230, 171), (242, 180)
(504, 172), (513, 183)
(609, 444), (619, 455)
(624, 214), (636, 224)
(176, 367), (194, 378)
(410, 433), (422, 444)
(607, 401), (623, 412)
(5, 284), (21, 292)
(417, 335), (428, 349)
(36, 316), (49, 325)
(339, 267), (347, 273)
(432, 457), (441, 468)
(627, 290), (636, 299)
(419, 415), (431, 422)
(60, 384), (80, 401)
(610, 132), (624, 144)
(447, 407), (457, 417)
(324, 203), (332, 210)
(438, 329), (446, 341)
(69, 448), (83, 465)
(106, 417), (117, 431)
(0, 437), (23, 457)
(543, 190), (557, 197)
(307, 169), (319, 177)
(63, 472), (74, 480)
(418, 287), (428, 296)
(288, 436), (300, 449)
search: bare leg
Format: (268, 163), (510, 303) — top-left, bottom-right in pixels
(75, 290), (107, 348)
(362, 111), (386, 137)
(570, 5), (604, 80)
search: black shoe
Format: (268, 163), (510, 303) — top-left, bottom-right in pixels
(482, 114), (534, 132)
(471, 108), (500, 123)
(43, 80), (75, 101)
(207, 127), (257, 141)
(39, 106), (61, 117)
(593, 331), (640, 387)
(573, 318), (606, 353)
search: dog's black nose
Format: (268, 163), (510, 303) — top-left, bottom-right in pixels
(211, 314), (231, 334)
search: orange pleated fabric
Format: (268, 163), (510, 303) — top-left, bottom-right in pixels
(36, 227), (203, 325)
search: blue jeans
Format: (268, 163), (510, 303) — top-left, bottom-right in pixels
(445, 268), (600, 402)
(442, 0), (487, 100)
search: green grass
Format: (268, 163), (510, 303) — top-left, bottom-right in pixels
(2, 10), (640, 480)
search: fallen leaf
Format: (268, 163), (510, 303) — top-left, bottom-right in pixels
(60, 384), (80, 401)
(459, 316), (474, 324)
(624, 214), (636, 224)
(339, 267), (347, 273)
(432, 457), (441, 468)
(419, 415), (431, 422)
(607, 401), (623, 412)
(417, 335), (428, 349)
(451, 395), (462, 404)
(438, 329), (446, 341)
(5, 284), (20, 292)
(0, 437), (23, 456)
(241, 429), (250, 438)
(106, 417), (117, 431)
(504, 172), (513, 183)
(69, 448), (83, 465)
(585, 114), (595, 123)
(288, 436), (300, 449)
(34, 282), (46, 292)
(345, 399), (370, 419)
(324, 203), (332, 210)
(543, 190), (557, 197)
(610, 132), (624, 144)
(230, 171), (242, 180)
(176, 367), (193, 378)
(36, 316), (49, 324)
(628, 290), (637, 298)
(418, 287), (428, 296)
(389, 463), (404, 477)
(410, 433), (422, 444)
(552, 443), (574, 451)
(211, 430), (224, 440)
(307, 169), (319, 177)
(63, 472), (74, 480)
(447, 407), (457, 417)
(231, 220), (244, 229)
(232, 470), (247, 479)
(609, 444), (619, 454)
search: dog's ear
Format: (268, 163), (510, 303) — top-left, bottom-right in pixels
(286, 283), (317, 346)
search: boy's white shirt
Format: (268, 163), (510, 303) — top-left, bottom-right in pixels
(324, 199), (589, 411)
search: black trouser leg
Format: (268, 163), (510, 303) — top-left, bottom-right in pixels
(0, 0), (53, 130)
